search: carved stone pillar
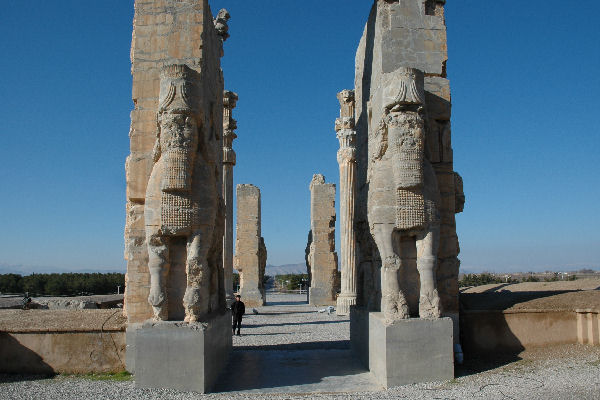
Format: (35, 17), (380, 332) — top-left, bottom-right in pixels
(223, 90), (238, 306)
(335, 90), (358, 316)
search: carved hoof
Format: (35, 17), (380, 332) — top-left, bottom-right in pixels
(419, 289), (441, 319)
(151, 306), (168, 321)
(183, 287), (201, 307)
(383, 255), (400, 270)
(382, 293), (410, 323)
(184, 314), (198, 323)
(148, 286), (166, 307)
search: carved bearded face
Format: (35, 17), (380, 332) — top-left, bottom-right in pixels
(158, 111), (198, 192)
(159, 112), (198, 152)
(387, 110), (425, 189)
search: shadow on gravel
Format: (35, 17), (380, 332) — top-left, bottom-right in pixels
(265, 300), (308, 306)
(233, 339), (350, 351)
(0, 373), (55, 383)
(242, 320), (346, 329)
(212, 346), (375, 393)
(455, 352), (523, 377)
(256, 311), (316, 315)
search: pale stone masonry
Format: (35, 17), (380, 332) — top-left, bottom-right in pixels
(124, 1), (232, 392)
(234, 184), (266, 307)
(353, 0), (464, 327)
(336, 90), (358, 316)
(124, 0), (229, 323)
(306, 174), (338, 306)
(222, 90), (238, 306)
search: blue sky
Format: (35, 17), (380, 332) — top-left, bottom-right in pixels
(0, 1), (598, 274)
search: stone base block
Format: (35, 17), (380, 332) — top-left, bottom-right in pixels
(309, 287), (336, 306)
(125, 323), (142, 373)
(369, 313), (453, 388)
(134, 312), (232, 393)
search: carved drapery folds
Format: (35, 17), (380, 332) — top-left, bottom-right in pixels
(336, 90), (358, 316)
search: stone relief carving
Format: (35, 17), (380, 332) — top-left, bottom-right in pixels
(368, 67), (442, 322)
(144, 64), (219, 322)
(214, 9), (230, 41)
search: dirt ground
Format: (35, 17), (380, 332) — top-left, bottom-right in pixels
(0, 309), (126, 332)
(460, 278), (600, 311)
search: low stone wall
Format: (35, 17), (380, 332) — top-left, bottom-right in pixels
(461, 309), (580, 354)
(0, 330), (125, 374)
(0, 309), (126, 374)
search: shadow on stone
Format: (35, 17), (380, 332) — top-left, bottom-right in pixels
(0, 333), (55, 375)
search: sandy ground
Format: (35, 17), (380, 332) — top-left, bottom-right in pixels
(460, 278), (600, 311)
(0, 309), (126, 332)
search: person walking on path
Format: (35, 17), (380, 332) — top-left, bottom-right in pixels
(231, 295), (245, 336)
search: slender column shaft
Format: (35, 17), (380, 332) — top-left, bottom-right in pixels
(223, 163), (234, 304)
(222, 90), (238, 306)
(336, 89), (357, 316)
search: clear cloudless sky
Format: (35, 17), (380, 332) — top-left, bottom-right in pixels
(0, 1), (598, 274)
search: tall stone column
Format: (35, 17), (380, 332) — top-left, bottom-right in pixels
(335, 90), (357, 316)
(234, 184), (266, 307)
(306, 174), (338, 306)
(222, 90), (238, 306)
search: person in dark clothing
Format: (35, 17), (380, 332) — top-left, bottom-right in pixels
(231, 295), (245, 336)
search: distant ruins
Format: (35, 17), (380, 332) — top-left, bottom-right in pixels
(122, 0), (464, 393)
(124, 0), (232, 392)
(234, 184), (267, 307)
(306, 175), (338, 306)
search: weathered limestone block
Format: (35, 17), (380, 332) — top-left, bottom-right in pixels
(234, 184), (266, 307)
(307, 174), (338, 306)
(124, 0), (227, 324)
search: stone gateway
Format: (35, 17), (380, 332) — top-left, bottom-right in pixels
(124, 0), (232, 392)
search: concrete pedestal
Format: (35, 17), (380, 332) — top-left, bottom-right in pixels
(133, 312), (232, 393)
(368, 313), (453, 388)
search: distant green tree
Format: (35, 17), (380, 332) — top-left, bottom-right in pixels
(523, 275), (540, 282)
(459, 273), (505, 287)
(232, 273), (240, 291)
(0, 273), (125, 296)
(275, 274), (309, 291)
(0, 274), (23, 293)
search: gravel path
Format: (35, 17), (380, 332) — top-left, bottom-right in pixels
(1, 293), (599, 399)
(232, 293), (348, 349)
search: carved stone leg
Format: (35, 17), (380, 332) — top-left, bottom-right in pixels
(373, 224), (409, 322)
(147, 234), (170, 321)
(416, 225), (441, 318)
(183, 229), (211, 322)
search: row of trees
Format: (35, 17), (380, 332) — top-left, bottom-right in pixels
(0, 273), (125, 296)
(459, 272), (578, 287)
(274, 274), (309, 291)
